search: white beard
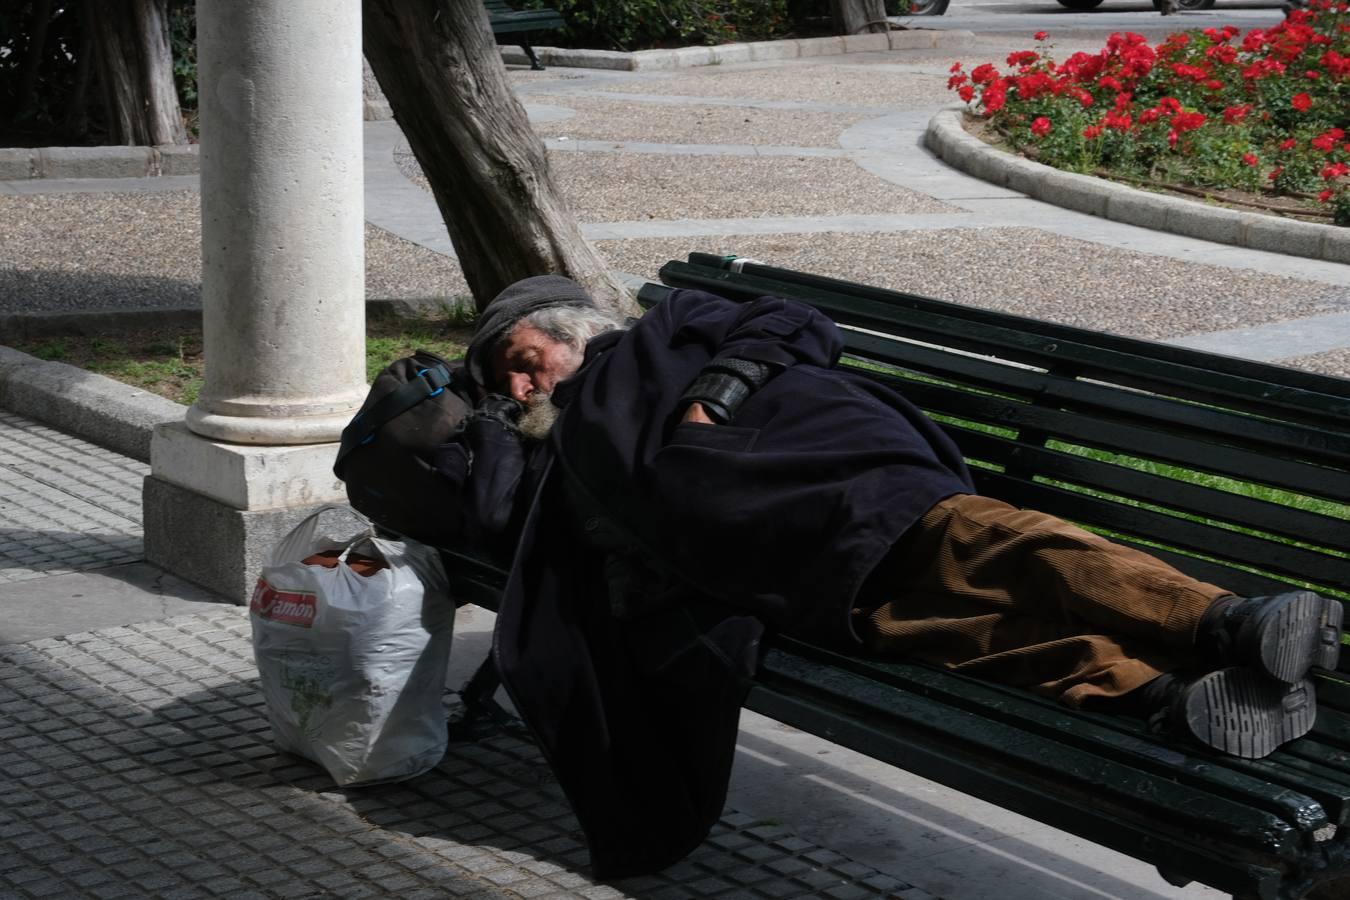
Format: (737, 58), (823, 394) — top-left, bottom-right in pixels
(518, 391), (560, 441)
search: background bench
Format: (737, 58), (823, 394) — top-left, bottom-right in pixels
(441, 253), (1350, 900)
(486, 0), (564, 70)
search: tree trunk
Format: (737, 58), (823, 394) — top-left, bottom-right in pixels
(89, 0), (185, 145)
(362, 0), (636, 316)
(62, 4), (94, 140)
(17, 0), (55, 115)
(831, 0), (890, 33)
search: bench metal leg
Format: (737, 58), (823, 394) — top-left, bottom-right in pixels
(446, 654), (526, 740)
(519, 41), (545, 70)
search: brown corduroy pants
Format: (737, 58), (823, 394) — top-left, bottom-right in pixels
(854, 494), (1233, 707)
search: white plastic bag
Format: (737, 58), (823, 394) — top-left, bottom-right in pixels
(249, 505), (454, 786)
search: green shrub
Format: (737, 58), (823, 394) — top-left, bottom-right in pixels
(524, 0), (797, 51)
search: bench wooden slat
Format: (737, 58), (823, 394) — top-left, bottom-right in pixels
(898, 379), (1350, 505)
(674, 256), (1350, 416)
(804, 644), (1347, 828)
(751, 648), (1312, 888)
(840, 331), (1350, 468)
(655, 263), (1350, 430)
(947, 428), (1350, 553)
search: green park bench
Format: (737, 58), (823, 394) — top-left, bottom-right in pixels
(440, 253), (1350, 900)
(485, 0), (564, 71)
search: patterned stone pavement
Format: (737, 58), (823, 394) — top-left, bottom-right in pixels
(0, 411), (143, 585)
(0, 607), (934, 900)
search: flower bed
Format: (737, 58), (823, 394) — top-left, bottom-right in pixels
(948, 0), (1350, 225)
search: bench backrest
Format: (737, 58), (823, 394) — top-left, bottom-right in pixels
(654, 255), (1350, 675)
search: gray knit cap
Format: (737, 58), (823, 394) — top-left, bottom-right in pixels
(465, 275), (596, 387)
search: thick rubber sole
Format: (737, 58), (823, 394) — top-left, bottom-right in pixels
(1178, 667), (1316, 759)
(1242, 591), (1344, 684)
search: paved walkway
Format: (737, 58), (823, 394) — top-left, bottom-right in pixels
(2, 6), (1345, 899)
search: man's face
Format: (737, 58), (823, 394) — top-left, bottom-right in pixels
(491, 323), (583, 403)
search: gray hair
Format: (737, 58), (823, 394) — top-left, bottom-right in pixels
(514, 304), (628, 354)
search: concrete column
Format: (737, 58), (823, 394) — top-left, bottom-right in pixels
(144, 0), (366, 603)
(189, 0), (367, 444)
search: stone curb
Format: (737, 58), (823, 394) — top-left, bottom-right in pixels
(0, 288), (619, 462)
(0, 345), (184, 463)
(0, 143), (199, 180)
(498, 28), (974, 72)
(924, 108), (1350, 265)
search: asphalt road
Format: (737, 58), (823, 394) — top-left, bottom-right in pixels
(897, 0), (1290, 34)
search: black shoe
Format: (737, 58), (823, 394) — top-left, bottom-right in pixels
(1164, 667), (1316, 759)
(1202, 591), (1343, 684)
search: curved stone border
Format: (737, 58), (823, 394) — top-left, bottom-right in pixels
(924, 108), (1350, 265)
(0, 143), (198, 180)
(500, 28), (973, 72)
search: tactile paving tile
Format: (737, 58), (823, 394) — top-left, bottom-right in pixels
(0, 607), (939, 900)
(0, 412), (145, 583)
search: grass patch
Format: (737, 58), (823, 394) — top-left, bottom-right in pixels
(11, 316), (474, 406)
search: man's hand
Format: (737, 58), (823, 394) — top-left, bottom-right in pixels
(681, 402), (715, 425)
(476, 393), (524, 425)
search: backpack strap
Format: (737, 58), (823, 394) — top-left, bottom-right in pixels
(334, 363), (454, 476)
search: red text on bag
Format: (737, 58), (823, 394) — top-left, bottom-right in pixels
(250, 579), (318, 628)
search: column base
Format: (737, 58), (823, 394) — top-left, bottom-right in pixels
(144, 421), (353, 604)
(143, 475), (332, 604)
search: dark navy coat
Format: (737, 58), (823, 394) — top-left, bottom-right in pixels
(493, 290), (973, 878)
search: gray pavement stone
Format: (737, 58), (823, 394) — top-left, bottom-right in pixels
(0, 607), (932, 900)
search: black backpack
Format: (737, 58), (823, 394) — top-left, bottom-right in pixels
(334, 350), (476, 546)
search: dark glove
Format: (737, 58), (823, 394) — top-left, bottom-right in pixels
(679, 358), (775, 424)
(473, 393), (524, 426)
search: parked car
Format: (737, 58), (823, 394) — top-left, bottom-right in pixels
(1056, 0), (1216, 7)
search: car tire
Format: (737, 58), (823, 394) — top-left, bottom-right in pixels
(1056, 0), (1106, 8)
(906, 0), (951, 14)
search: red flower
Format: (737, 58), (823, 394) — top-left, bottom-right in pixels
(1172, 111), (1207, 133)
(1306, 70), (1322, 79)
(1007, 50), (1040, 67)
(1312, 128), (1345, 152)
(971, 63), (999, 85)
(1084, 125), (1103, 139)
(1205, 44), (1238, 64)
(950, 62), (963, 73)
(1268, 166), (1284, 181)
(1280, 138), (1298, 150)
(1013, 72), (1056, 100)
(949, 73), (969, 88)
(1242, 153), (1259, 166)
(1034, 31), (1049, 41)
(1098, 75), (1123, 92)
(1292, 92), (1313, 111)
(1222, 104), (1252, 123)
(958, 85), (975, 103)
(1103, 111), (1132, 131)
(1319, 189), (1336, 203)
(982, 79), (1008, 113)
(1030, 116), (1052, 136)
(1170, 63), (1209, 80)
(1322, 162), (1350, 179)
